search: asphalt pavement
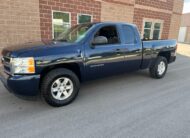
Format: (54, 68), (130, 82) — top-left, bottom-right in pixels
(0, 52), (190, 138)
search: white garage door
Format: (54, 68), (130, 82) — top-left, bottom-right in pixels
(178, 27), (187, 42)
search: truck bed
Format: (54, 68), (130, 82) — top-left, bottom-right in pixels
(141, 39), (177, 69)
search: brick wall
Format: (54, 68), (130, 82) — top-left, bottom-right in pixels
(39, 0), (101, 40)
(39, 0), (183, 41)
(168, 14), (182, 39)
(133, 8), (171, 39)
(103, 0), (134, 5)
(0, 0), (41, 52)
(135, 0), (174, 11)
(181, 13), (190, 27)
(101, 1), (134, 23)
(168, 0), (184, 39)
(134, 0), (184, 40)
(0, 0), (184, 51)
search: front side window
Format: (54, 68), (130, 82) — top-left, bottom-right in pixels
(94, 26), (120, 45)
(78, 14), (92, 24)
(53, 11), (71, 39)
(143, 20), (163, 40)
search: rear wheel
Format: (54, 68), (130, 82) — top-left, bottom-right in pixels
(41, 68), (80, 107)
(149, 56), (168, 79)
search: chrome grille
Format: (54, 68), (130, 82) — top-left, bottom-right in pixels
(3, 56), (11, 63)
(1, 56), (11, 74)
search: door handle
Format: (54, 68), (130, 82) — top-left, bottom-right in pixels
(115, 49), (122, 55)
(115, 49), (121, 53)
(77, 49), (82, 57)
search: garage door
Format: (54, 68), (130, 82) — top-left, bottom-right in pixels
(178, 27), (187, 42)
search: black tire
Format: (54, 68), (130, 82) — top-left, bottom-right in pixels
(149, 56), (168, 79)
(41, 68), (80, 107)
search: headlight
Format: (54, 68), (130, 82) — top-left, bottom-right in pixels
(11, 57), (35, 74)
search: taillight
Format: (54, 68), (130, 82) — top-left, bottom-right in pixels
(174, 44), (178, 56)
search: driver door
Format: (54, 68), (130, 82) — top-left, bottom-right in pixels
(85, 25), (126, 80)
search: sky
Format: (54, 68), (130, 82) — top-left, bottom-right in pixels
(183, 0), (190, 13)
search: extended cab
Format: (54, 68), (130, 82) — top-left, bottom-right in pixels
(0, 22), (177, 107)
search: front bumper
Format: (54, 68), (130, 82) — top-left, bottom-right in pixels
(0, 68), (40, 96)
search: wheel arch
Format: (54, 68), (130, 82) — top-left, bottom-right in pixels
(158, 51), (171, 63)
(39, 63), (82, 88)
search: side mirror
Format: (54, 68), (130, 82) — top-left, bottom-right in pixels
(92, 36), (108, 46)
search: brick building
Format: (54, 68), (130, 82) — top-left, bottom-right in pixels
(178, 13), (190, 43)
(0, 0), (184, 52)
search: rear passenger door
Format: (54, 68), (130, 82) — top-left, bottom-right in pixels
(121, 25), (142, 71)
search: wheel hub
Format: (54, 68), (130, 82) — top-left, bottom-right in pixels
(51, 77), (73, 100)
(158, 61), (166, 75)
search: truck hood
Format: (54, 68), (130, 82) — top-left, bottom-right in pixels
(1, 40), (76, 57)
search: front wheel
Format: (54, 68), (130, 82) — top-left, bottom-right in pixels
(41, 68), (80, 107)
(149, 56), (168, 79)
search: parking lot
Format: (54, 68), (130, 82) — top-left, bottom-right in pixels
(0, 44), (190, 138)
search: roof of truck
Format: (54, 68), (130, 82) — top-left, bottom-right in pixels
(82, 22), (137, 27)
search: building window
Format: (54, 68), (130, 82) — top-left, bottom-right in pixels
(53, 11), (71, 39)
(78, 14), (92, 24)
(142, 19), (163, 40)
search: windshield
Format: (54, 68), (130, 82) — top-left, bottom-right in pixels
(54, 24), (93, 43)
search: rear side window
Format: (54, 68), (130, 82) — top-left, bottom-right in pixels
(122, 25), (136, 44)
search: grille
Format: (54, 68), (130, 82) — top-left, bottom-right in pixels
(2, 56), (11, 74)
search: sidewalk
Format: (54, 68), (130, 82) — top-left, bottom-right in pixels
(177, 43), (190, 57)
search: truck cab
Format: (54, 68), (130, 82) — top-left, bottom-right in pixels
(84, 23), (143, 80)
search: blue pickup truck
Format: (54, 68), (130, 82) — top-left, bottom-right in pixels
(0, 22), (177, 107)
